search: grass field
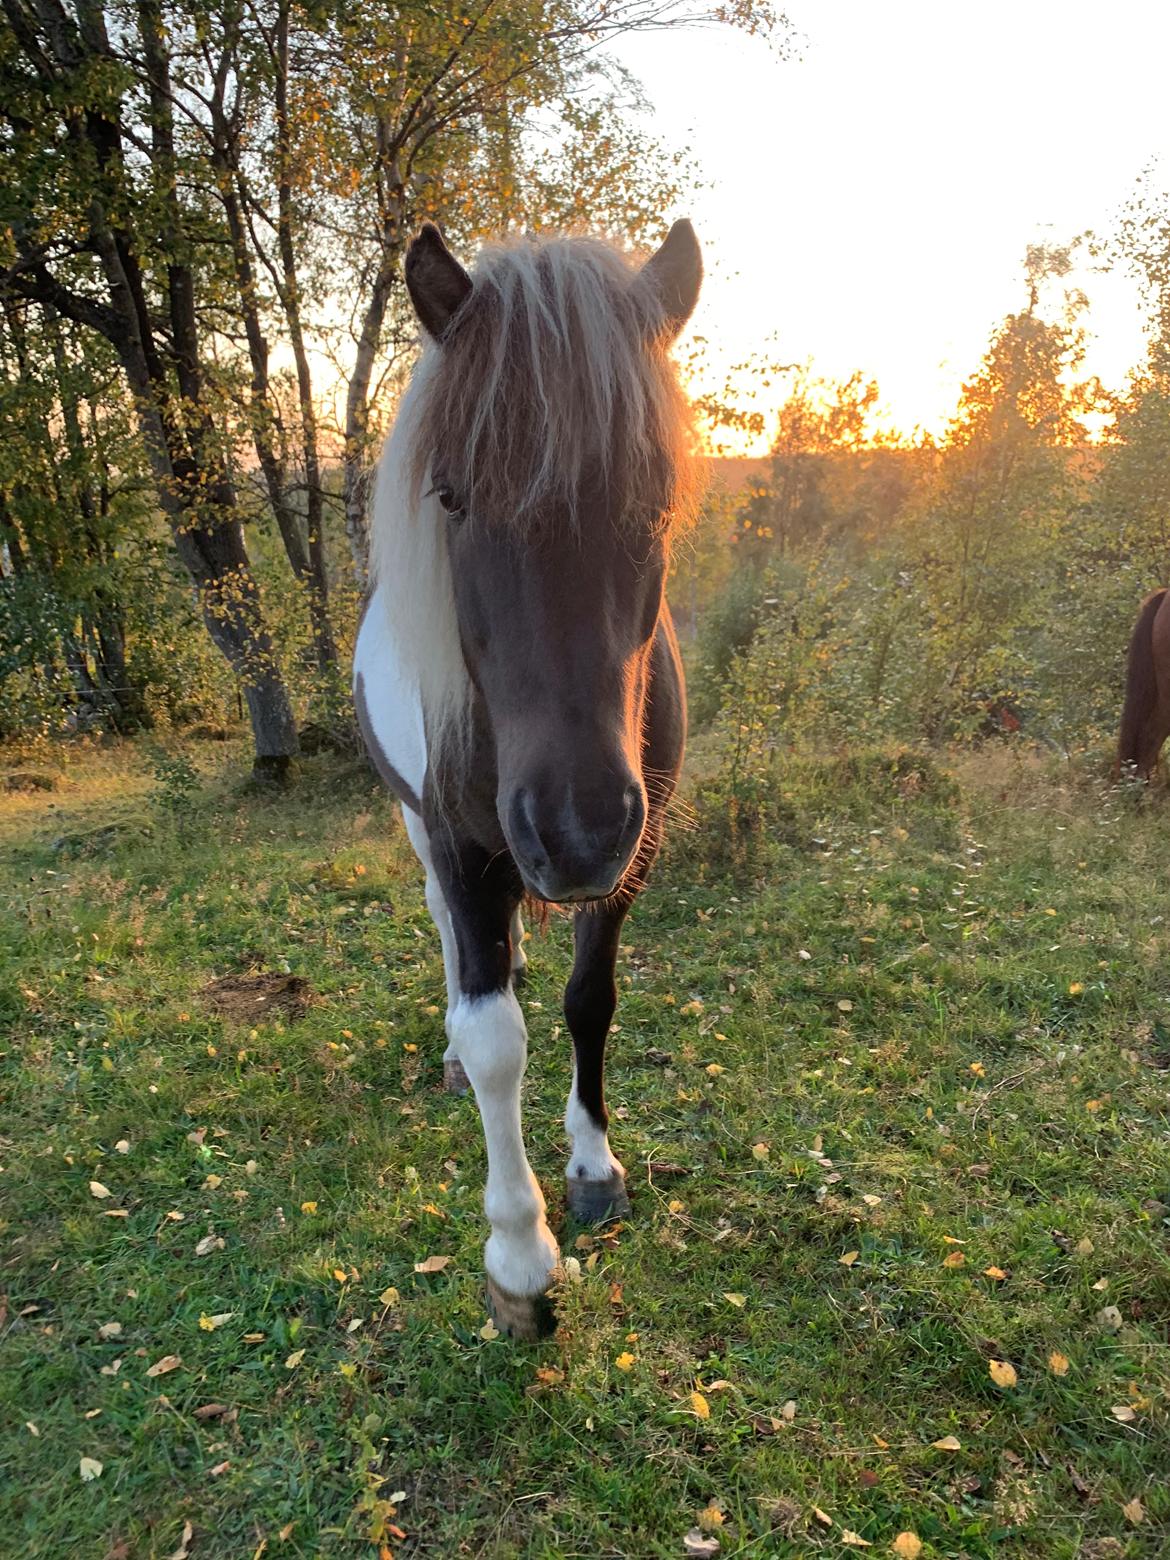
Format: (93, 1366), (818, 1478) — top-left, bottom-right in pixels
(1, 738), (1168, 1558)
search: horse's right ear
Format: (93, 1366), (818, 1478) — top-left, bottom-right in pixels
(405, 223), (473, 342)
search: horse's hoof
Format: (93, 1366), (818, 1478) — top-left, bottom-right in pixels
(566, 1172), (631, 1224)
(443, 1057), (471, 1094)
(486, 1278), (557, 1340)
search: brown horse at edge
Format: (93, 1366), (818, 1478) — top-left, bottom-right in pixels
(1117, 587), (1170, 779)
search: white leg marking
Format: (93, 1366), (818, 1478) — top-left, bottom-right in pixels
(449, 989), (560, 1297)
(565, 1064), (625, 1183)
(401, 807), (460, 1055)
(510, 906), (527, 979)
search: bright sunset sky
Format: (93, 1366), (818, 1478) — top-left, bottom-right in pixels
(616, 0), (1170, 449)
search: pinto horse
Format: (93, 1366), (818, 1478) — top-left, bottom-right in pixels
(1116, 587), (1170, 780)
(353, 221), (702, 1337)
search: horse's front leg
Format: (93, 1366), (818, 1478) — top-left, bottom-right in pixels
(563, 903), (633, 1222)
(435, 835), (560, 1339)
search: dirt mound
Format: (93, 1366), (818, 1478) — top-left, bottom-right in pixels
(200, 972), (315, 1024)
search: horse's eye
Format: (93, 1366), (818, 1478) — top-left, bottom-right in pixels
(435, 484), (465, 519)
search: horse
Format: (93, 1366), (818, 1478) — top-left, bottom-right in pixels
(353, 219), (702, 1338)
(1116, 587), (1170, 780)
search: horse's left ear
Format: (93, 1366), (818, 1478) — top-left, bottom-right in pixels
(405, 223), (473, 342)
(637, 219), (702, 339)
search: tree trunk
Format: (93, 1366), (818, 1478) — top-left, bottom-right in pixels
(343, 128), (406, 588)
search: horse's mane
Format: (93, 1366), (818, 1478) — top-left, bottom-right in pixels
(405, 234), (700, 531)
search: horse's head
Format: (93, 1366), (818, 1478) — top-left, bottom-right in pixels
(405, 223), (701, 902)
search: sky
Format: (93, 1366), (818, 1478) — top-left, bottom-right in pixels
(614, 0), (1170, 448)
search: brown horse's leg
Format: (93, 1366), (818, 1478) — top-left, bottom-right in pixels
(1143, 593), (1170, 778)
(563, 902), (632, 1222)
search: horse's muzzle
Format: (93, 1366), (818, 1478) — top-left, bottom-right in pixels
(504, 782), (646, 903)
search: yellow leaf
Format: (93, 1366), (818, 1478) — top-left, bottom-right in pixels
(989, 1359), (1017, 1388)
(931, 1434), (961, 1450)
(89, 1181), (112, 1200)
(837, 1000), (854, 1012)
(696, 1502), (724, 1530)
(1111, 1404), (1137, 1423)
(284, 1349), (305, 1369)
(1121, 1497), (1144, 1524)
(1068, 982), (1084, 995)
(751, 1142), (769, 1160)
(1048, 1352), (1071, 1376)
(984, 1266), (1008, 1280)
(300, 1201), (318, 1215)
(668, 1199), (685, 1214)
(198, 1312), (234, 1332)
(891, 1534), (922, 1560)
(705, 1063), (724, 1077)
(535, 1366), (564, 1384)
(79, 1456), (103, 1481)
(114, 1140), (130, 1155)
(333, 1269), (348, 1283)
(413, 1254), (452, 1274)
(1074, 1237), (1094, 1255)
(479, 1319), (499, 1341)
(839, 1250), (859, 1267)
(97, 1321), (122, 1340)
(841, 1534), (872, 1548)
(145, 1354), (182, 1378)
(203, 1174), (222, 1190)
(379, 1287), (400, 1306)
(614, 1352), (636, 1371)
(689, 1390), (710, 1420)
(942, 1250), (966, 1268)
(812, 1506), (833, 1527)
(722, 1292), (746, 1308)
(969, 1061), (986, 1077)
(243, 1332), (265, 1343)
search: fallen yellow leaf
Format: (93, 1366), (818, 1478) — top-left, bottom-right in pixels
(841, 1533), (872, 1549)
(722, 1292), (746, 1308)
(942, 1250), (966, 1268)
(479, 1319), (499, 1341)
(839, 1250), (859, 1267)
(198, 1312), (234, 1332)
(1111, 1404), (1137, 1423)
(300, 1201), (318, 1215)
(413, 1255), (452, 1274)
(984, 1266), (1008, 1281)
(614, 1352), (636, 1371)
(89, 1181), (112, 1200)
(284, 1349), (305, 1369)
(1122, 1497), (1144, 1524)
(689, 1390), (710, 1420)
(891, 1534), (922, 1560)
(931, 1434), (961, 1450)
(145, 1354), (182, 1378)
(1048, 1352), (1071, 1376)
(751, 1142), (769, 1160)
(989, 1358), (1018, 1388)
(379, 1287), (400, 1306)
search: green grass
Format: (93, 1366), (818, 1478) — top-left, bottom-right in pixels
(1, 739), (1168, 1558)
